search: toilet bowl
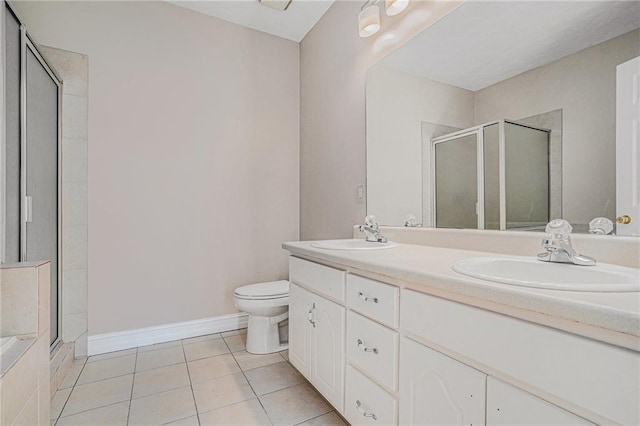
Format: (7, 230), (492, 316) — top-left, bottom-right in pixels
(233, 280), (289, 354)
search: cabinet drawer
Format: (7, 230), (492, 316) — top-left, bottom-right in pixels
(290, 257), (346, 303)
(347, 274), (399, 328)
(347, 310), (398, 392)
(345, 365), (398, 426)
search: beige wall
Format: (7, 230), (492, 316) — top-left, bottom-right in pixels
(366, 65), (474, 226)
(13, 1), (300, 335)
(474, 29), (640, 226)
(300, 0), (462, 240)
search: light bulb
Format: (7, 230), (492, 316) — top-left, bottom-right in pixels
(385, 0), (408, 16)
(358, 5), (381, 37)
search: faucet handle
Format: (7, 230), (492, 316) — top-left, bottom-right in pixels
(545, 219), (572, 239)
(365, 215), (379, 231)
(589, 217), (614, 235)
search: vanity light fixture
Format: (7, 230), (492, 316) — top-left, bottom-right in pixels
(385, 0), (409, 16)
(359, 1), (381, 38)
(359, 0), (409, 38)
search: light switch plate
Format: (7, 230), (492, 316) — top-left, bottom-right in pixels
(259, 0), (293, 11)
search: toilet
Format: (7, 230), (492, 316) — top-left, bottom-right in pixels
(233, 280), (289, 354)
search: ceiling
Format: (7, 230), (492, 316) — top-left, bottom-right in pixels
(379, 1), (640, 91)
(168, 0), (335, 42)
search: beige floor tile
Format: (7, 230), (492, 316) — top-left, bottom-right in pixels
(184, 338), (229, 362)
(182, 333), (222, 345)
(165, 415), (200, 425)
(50, 387), (72, 420)
(233, 351), (283, 371)
(58, 362), (85, 389)
(244, 361), (305, 396)
(128, 386), (196, 425)
(87, 348), (136, 363)
(280, 350), (289, 362)
(296, 411), (347, 426)
(56, 401), (129, 426)
(221, 329), (247, 338)
(188, 354), (240, 384)
(76, 354), (136, 385)
(193, 372), (255, 414)
(136, 346), (185, 372)
(133, 362), (191, 399)
(61, 374), (133, 417)
(199, 398), (271, 426)
(259, 382), (331, 426)
(137, 340), (182, 354)
(222, 334), (246, 352)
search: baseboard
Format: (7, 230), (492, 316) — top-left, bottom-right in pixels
(87, 313), (248, 356)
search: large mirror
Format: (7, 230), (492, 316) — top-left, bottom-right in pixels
(366, 1), (640, 235)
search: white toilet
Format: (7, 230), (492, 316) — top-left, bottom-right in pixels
(233, 280), (289, 354)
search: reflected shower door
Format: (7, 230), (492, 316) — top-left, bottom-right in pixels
(434, 132), (479, 229)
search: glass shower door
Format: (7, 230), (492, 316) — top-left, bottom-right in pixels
(24, 39), (61, 347)
(433, 131), (480, 229)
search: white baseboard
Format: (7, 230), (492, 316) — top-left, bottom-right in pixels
(87, 313), (248, 356)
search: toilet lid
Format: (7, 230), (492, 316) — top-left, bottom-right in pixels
(234, 280), (289, 299)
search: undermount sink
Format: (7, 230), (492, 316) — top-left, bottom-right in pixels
(311, 239), (397, 250)
(452, 256), (640, 292)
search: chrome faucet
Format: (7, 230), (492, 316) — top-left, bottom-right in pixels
(358, 215), (388, 243)
(537, 219), (596, 266)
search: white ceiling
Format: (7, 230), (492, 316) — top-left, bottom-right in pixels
(168, 0), (335, 42)
(379, 1), (640, 91)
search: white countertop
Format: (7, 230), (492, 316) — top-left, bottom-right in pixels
(283, 240), (640, 350)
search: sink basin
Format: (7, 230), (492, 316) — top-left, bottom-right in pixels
(452, 256), (640, 292)
(311, 239), (397, 250)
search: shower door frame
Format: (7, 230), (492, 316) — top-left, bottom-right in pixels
(430, 124), (490, 231)
(431, 119), (551, 231)
(5, 0), (64, 350)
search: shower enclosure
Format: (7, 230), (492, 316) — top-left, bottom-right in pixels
(430, 120), (551, 231)
(3, 3), (62, 348)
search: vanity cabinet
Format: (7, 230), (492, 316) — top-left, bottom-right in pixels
(399, 337), (487, 425)
(287, 253), (638, 425)
(486, 378), (594, 425)
(288, 260), (346, 412)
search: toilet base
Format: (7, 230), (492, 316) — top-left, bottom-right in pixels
(245, 313), (289, 355)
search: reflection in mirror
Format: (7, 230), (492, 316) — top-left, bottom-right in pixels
(431, 120), (550, 231)
(366, 1), (640, 234)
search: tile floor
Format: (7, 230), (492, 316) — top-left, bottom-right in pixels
(50, 330), (347, 426)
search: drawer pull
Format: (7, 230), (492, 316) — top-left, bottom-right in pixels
(357, 339), (379, 354)
(308, 303), (316, 328)
(356, 400), (377, 420)
(358, 291), (379, 303)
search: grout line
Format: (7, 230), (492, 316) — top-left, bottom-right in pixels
(222, 336), (274, 424)
(182, 339), (202, 425)
(125, 347), (137, 425)
(55, 357), (88, 420)
(57, 400), (129, 421)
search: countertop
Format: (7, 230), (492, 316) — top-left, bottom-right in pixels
(283, 240), (640, 351)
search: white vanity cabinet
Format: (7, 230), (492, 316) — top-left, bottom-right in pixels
(286, 252), (638, 426)
(289, 259), (346, 412)
(400, 337), (487, 425)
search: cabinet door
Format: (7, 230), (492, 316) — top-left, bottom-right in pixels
(400, 338), (486, 426)
(311, 295), (346, 413)
(487, 377), (594, 425)
(289, 283), (313, 378)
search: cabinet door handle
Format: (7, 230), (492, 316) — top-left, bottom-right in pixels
(357, 292), (378, 303)
(357, 339), (378, 354)
(308, 303), (316, 328)
(356, 400), (377, 420)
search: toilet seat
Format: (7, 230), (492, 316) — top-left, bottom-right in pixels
(234, 280), (289, 300)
